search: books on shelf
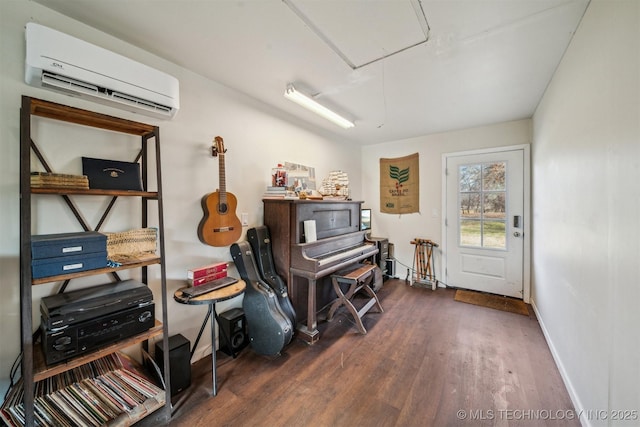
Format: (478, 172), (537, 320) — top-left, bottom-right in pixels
(0, 353), (165, 427)
(30, 172), (89, 190)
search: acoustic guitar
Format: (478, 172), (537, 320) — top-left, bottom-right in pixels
(198, 136), (242, 247)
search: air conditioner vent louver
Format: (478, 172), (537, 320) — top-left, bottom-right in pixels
(42, 71), (100, 95)
(41, 71), (173, 117)
(111, 91), (172, 114)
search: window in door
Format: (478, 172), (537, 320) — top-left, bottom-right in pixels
(458, 162), (506, 249)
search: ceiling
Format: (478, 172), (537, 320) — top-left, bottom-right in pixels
(34, 0), (590, 145)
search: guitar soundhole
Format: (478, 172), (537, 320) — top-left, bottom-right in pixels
(218, 203), (228, 214)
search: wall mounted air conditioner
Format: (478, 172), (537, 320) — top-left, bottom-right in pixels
(25, 23), (180, 120)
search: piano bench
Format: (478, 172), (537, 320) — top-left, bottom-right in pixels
(327, 264), (384, 334)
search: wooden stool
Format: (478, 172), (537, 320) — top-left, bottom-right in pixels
(327, 264), (384, 334)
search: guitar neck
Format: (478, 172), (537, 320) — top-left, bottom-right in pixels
(218, 152), (227, 203)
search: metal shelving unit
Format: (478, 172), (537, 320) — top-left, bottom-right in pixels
(14, 96), (171, 426)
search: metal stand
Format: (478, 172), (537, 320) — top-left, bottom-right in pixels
(173, 281), (246, 396)
(410, 238), (439, 290)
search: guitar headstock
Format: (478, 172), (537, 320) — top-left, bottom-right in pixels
(211, 136), (226, 157)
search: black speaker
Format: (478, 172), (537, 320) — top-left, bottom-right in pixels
(368, 237), (389, 273)
(155, 334), (191, 396)
(385, 258), (396, 278)
(218, 307), (248, 357)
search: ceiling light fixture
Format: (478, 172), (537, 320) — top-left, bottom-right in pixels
(284, 84), (355, 129)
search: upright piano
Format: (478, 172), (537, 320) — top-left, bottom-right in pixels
(263, 199), (378, 343)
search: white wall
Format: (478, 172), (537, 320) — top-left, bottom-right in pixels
(0, 0), (361, 395)
(4, 2), (638, 422)
(360, 120), (531, 281)
(532, 1), (640, 425)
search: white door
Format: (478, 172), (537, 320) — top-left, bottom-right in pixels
(444, 148), (525, 298)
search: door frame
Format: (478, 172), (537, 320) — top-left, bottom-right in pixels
(441, 144), (531, 303)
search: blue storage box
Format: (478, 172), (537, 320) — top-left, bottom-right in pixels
(31, 252), (108, 279)
(31, 231), (107, 259)
(31, 231), (108, 279)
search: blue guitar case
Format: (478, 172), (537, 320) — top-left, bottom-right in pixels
(247, 226), (296, 329)
(230, 241), (292, 355)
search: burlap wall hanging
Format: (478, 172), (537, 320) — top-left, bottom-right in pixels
(380, 153), (419, 214)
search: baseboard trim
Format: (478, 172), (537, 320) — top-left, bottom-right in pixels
(530, 298), (589, 427)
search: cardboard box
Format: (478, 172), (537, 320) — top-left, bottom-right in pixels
(187, 262), (228, 280)
(189, 270), (228, 286)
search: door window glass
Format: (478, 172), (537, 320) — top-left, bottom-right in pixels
(459, 162), (506, 249)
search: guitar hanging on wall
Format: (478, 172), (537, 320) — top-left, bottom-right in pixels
(198, 136), (242, 247)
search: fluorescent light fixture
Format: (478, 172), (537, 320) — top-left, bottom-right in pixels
(284, 84), (355, 129)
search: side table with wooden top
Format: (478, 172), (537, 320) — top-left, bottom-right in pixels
(173, 279), (246, 396)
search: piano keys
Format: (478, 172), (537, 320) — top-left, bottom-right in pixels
(263, 199), (378, 343)
(317, 242), (375, 268)
(291, 231), (377, 271)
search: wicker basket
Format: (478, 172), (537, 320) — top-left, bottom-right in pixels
(106, 227), (157, 262)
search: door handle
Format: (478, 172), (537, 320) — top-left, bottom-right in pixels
(513, 215), (521, 228)
(513, 231), (522, 237)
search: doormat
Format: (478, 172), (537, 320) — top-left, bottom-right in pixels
(454, 289), (529, 316)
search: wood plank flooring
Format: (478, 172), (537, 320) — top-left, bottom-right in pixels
(166, 280), (578, 427)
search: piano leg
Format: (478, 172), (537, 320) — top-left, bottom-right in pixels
(295, 276), (320, 344)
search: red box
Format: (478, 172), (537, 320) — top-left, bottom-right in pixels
(189, 270), (228, 286)
(188, 262), (228, 280)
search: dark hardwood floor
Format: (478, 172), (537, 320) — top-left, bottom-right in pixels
(166, 280), (578, 427)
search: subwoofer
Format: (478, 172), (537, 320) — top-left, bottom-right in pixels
(218, 307), (248, 357)
(155, 334), (191, 396)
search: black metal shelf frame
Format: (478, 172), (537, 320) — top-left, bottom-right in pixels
(18, 96), (171, 427)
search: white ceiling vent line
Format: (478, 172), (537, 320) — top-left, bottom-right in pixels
(283, 0), (430, 70)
